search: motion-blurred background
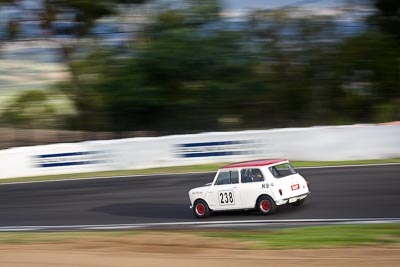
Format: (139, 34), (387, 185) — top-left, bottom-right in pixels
(0, 0), (399, 149)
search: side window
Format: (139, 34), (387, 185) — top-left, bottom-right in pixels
(231, 170), (239, 184)
(215, 170), (239, 185)
(240, 168), (264, 183)
(269, 163), (296, 178)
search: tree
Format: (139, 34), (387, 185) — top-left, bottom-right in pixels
(142, 9), (251, 131)
(1, 90), (58, 129)
(0, 0), (148, 130)
(247, 9), (340, 126)
(370, 0), (400, 45)
(65, 0), (256, 133)
(336, 32), (400, 122)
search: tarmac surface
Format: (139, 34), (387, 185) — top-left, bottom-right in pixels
(0, 165), (399, 228)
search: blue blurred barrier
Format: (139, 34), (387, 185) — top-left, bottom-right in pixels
(0, 124), (399, 179)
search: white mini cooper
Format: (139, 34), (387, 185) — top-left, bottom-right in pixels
(188, 159), (310, 218)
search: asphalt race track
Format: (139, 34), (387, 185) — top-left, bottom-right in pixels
(0, 165), (399, 229)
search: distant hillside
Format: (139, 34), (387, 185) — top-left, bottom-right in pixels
(0, 41), (68, 97)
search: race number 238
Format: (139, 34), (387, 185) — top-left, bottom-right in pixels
(218, 190), (235, 205)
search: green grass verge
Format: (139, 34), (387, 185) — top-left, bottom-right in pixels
(1, 158), (399, 184)
(203, 224), (400, 249)
(0, 224), (399, 249)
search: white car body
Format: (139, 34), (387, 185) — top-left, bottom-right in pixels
(188, 159), (310, 218)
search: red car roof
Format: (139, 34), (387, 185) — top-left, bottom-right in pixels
(221, 159), (287, 169)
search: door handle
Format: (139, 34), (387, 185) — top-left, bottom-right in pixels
(232, 186), (238, 189)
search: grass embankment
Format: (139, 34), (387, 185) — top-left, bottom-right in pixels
(0, 224), (399, 249)
(1, 158), (399, 184)
(203, 223), (400, 249)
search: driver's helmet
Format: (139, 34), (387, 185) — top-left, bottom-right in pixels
(252, 169), (263, 180)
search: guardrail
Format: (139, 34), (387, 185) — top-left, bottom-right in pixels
(0, 124), (399, 179)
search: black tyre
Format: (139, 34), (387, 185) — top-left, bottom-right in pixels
(257, 195), (276, 215)
(292, 198), (306, 206)
(193, 200), (210, 218)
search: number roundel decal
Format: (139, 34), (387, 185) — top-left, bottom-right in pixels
(218, 190), (235, 205)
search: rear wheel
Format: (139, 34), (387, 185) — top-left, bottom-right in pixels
(257, 195), (276, 215)
(193, 200), (210, 218)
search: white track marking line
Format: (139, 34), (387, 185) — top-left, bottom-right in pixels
(1, 162), (400, 186)
(1, 218), (399, 232)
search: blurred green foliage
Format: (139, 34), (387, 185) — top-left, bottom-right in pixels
(1, 0), (399, 133)
(1, 90), (74, 129)
(1, 90), (56, 128)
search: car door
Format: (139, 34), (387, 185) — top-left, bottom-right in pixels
(239, 168), (272, 208)
(205, 169), (242, 211)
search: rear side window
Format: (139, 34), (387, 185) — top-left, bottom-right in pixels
(241, 168), (264, 183)
(215, 170), (239, 185)
(269, 163), (296, 178)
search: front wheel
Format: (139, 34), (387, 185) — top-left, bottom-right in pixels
(193, 200), (210, 218)
(257, 195), (276, 215)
